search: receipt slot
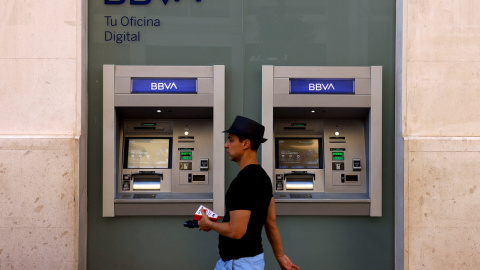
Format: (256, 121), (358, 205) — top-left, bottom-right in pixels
(262, 66), (382, 216)
(103, 65), (225, 217)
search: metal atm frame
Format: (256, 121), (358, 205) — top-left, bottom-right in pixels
(262, 65), (382, 217)
(103, 65), (225, 217)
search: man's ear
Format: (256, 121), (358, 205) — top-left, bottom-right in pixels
(242, 139), (251, 150)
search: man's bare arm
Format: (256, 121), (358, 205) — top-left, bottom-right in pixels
(265, 197), (300, 270)
(198, 209), (250, 239)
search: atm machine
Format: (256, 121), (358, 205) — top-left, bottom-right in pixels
(262, 66), (382, 216)
(103, 65), (225, 217)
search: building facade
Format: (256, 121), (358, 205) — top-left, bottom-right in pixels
(1, 0), (479, 269)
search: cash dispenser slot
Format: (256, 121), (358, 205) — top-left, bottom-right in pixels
(134, 127), (156, 130)
(284, 172), (315, 190)
(132, 173), (162, 190)
(125, 121), (170, 133)
(134, 122), (159, 130)
(284, 127), (306, 130)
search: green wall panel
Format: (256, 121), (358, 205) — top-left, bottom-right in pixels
(88, 0), (395, 269)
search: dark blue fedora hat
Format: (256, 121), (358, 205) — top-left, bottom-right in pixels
(223, 116), (267, 143)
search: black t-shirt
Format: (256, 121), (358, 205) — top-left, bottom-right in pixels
(219, 164), (273, 261)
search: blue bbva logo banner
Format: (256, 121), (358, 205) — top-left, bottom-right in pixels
(131, 78), (197, 93)
(105, 0), (201, 5)
(290, 79), (355, 94)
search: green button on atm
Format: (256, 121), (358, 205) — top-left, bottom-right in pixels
(180, 151), (192, 160)
(332, 152), (344, 161)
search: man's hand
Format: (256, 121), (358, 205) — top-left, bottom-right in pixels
(276, 254), (300, 270)
(198, 209), (212, 232)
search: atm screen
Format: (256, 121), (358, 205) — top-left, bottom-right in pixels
(124, 138), (172, 169)
(275, 138), (322, 169)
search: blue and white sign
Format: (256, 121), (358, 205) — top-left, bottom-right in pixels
(290, 79), (355, 94)
(131, 78), (197, 94)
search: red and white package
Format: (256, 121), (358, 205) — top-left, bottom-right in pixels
(193, 205), (220, 222)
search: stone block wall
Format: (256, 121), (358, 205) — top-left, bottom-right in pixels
(404, 1), (480, 269)
(0, 1), (87, 269)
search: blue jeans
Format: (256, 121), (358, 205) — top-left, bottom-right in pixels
(214, 253), (265, 270)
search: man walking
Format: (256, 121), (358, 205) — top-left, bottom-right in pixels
(198, 116), (299, 270)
